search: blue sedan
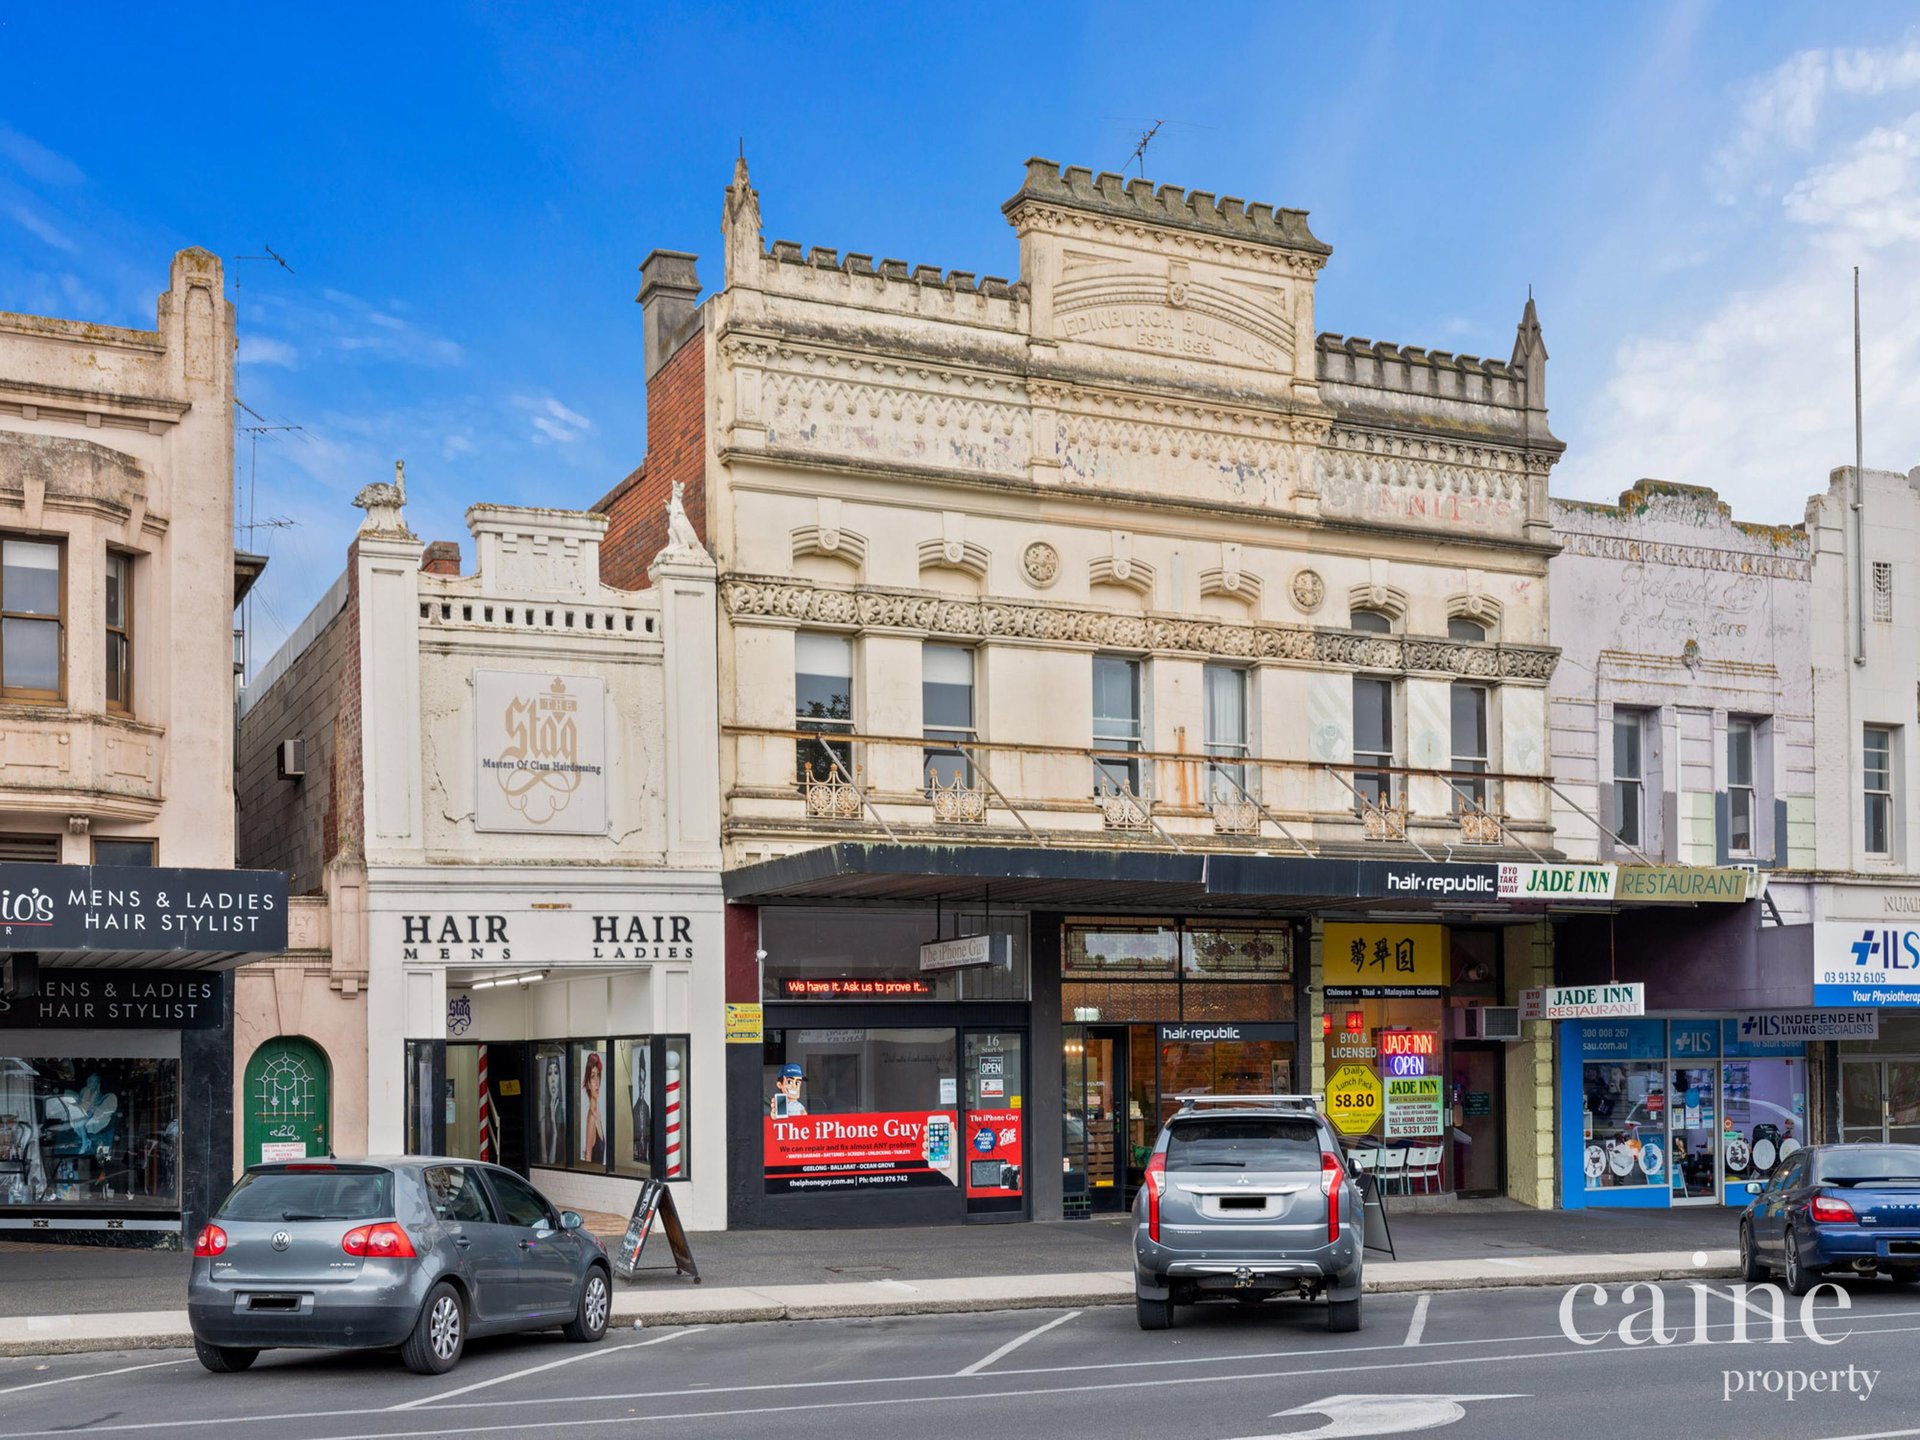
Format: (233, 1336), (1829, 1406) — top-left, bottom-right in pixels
(1740, 1142), (1920, 1295)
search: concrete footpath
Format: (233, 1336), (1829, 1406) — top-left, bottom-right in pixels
(0, 1202), (1742, 1356)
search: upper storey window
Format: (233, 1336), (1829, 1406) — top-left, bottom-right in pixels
(106, 552), (133, 712)
(1350, 610), (1394, 635)
(2, 537), (62, 702)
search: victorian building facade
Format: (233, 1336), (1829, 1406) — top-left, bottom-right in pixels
(600, 158), (1606, 1225)
(1545, 481), (1820, 1210)
(235, 485), (727, 1227)
(0, 251), (286, 1242)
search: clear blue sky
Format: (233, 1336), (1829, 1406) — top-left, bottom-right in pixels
(8, 3), (1920, 660)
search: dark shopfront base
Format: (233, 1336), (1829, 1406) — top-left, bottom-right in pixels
(727, 1002), (1035, 1230)
(0, 975), (236, 1251)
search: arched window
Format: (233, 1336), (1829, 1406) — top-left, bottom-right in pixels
(1448, 617), (1488, 642)
(1350, 610), (1394, 635)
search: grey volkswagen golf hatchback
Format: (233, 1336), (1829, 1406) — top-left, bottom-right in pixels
(188, 1158), (611, 1375)
(1133, 1095), (1364, 1332)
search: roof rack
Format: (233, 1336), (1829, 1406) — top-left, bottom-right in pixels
(1171, 1093), (1321, 1113)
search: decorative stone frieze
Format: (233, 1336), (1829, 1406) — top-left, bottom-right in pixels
(721, 577), (1557, 683)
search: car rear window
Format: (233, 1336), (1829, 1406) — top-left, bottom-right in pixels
(1819, 1147), (1920, 1186)
(218, 1168), (393, 1221)
(1166, 1117), (1323, 1170)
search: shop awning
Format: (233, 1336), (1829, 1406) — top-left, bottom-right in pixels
(0, 863), (289, 970)
(724, 844), (1759, 920)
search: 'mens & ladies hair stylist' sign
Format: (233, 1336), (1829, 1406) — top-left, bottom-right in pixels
(0, 865), (287, 952)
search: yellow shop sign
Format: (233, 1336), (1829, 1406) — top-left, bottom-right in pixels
(1322, 923), (1444, 988)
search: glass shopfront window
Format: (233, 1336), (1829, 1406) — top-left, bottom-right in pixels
(1061, 920), (1296, 1211)
(762, 1028), (962, 1194)
(440, 1035), (691, 1182)
(1562, 1018), (1810, 1209)
(0, 1050), (180, 1210)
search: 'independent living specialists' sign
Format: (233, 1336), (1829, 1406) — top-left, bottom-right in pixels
(1815, 923), (1920, 1006)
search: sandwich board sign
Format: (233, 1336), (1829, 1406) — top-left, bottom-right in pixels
(611, 1178), (700, 1284)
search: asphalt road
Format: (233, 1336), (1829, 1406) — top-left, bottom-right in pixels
(5, 1278), (1917, 1440)
(0, 1205), (1740, 1318)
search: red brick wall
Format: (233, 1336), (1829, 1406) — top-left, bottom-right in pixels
(598, 333), (705, 589)
(234, 554), (362, 891)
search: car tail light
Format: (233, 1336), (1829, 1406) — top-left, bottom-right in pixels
(1810, 1193), (1856, 1225)
(193, 1224), (228, 1258)
(1321, 1152), (1342, 1242)
(1145, 1152), (1167, 1243)
(342, 1223), (418, 1258)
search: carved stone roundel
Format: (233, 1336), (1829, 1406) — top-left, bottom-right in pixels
(1290, 568), (1326, 614)
(1022, 541), (1061, 589)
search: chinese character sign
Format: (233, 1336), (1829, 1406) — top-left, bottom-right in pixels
(1322, 923), (1444, 988)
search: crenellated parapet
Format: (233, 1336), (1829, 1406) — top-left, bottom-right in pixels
(1003, 158), (1331, 259)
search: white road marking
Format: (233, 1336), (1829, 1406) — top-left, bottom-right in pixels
(11, 1303), (1920, 1438)
(385, 1327), (704, 1411)
(1402, 1293), (1430, 1347)
(955, 1310), (1081, 1376)
(0, 1358), (187, 1397)
(1261, 1392), (1525, 1438)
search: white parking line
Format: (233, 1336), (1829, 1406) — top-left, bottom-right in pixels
(954, 1310), (1081, 1377)
(1402, 1293), (1430, 1347)
(0, 1358), (187, 1397)
(385, 1327), (704, 1411)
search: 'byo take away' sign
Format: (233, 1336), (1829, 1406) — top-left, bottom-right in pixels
(1521, 983), (1646, 1019)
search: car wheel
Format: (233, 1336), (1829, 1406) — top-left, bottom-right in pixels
(1135, 1294), (1175, 1331)
(1740, 1222), (1768, 1283)
(1783, 1231), (1815, 1297)
(1327, 1295), (1362, 1333)
(563, 1265), (612, 1342)
(401, 1281), (466, 1375)
(193, 1339), (259, 1374)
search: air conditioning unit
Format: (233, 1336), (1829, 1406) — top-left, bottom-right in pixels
(1454, 1005), (1522, 1041)
(277, 738), (308, 780)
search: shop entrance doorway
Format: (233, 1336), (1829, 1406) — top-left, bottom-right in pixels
(1841, 1059), (1920, 1146)
(1668, 1065), (1719, 1204)
(1062, 1024), (1130, 1213)
(1448, 1044), (1505, 1197)
(963, 1030), (1026, 1220)
(242, 1036), (330, 1169)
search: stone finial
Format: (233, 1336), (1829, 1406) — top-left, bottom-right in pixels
(724, 151), (763, 284)
(353, 460), (414, 537)
(1511, 292), (1547, 410)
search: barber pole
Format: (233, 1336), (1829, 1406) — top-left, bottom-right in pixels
(477, 1044), (494, 1163)
(664, 1051), (683, 1178)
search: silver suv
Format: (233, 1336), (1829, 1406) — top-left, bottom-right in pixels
(1132, 1095), (1364, 1331)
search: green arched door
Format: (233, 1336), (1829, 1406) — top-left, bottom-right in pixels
(243, 1037), (332, 1168)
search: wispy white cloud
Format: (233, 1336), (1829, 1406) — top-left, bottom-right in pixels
(257, 286), (464, 367)
(0, 124), (84, 186)
(1713, 37), (1920, 196)
(1558, 36), (1920, 522)
(236, 335), (299, 368)
(8, 204), (77, 253)
(514, 393), (593, 445)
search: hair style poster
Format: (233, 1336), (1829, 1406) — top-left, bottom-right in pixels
(532, 1045), (568, 1168)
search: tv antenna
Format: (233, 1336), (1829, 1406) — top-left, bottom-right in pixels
(1126, 120), (1164, 179)
(234, 397), (306, 681)
(229, 244), (294, 290)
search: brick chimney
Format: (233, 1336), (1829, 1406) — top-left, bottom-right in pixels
(638, 250), (701, 382)
(420, 541), (461, 576)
